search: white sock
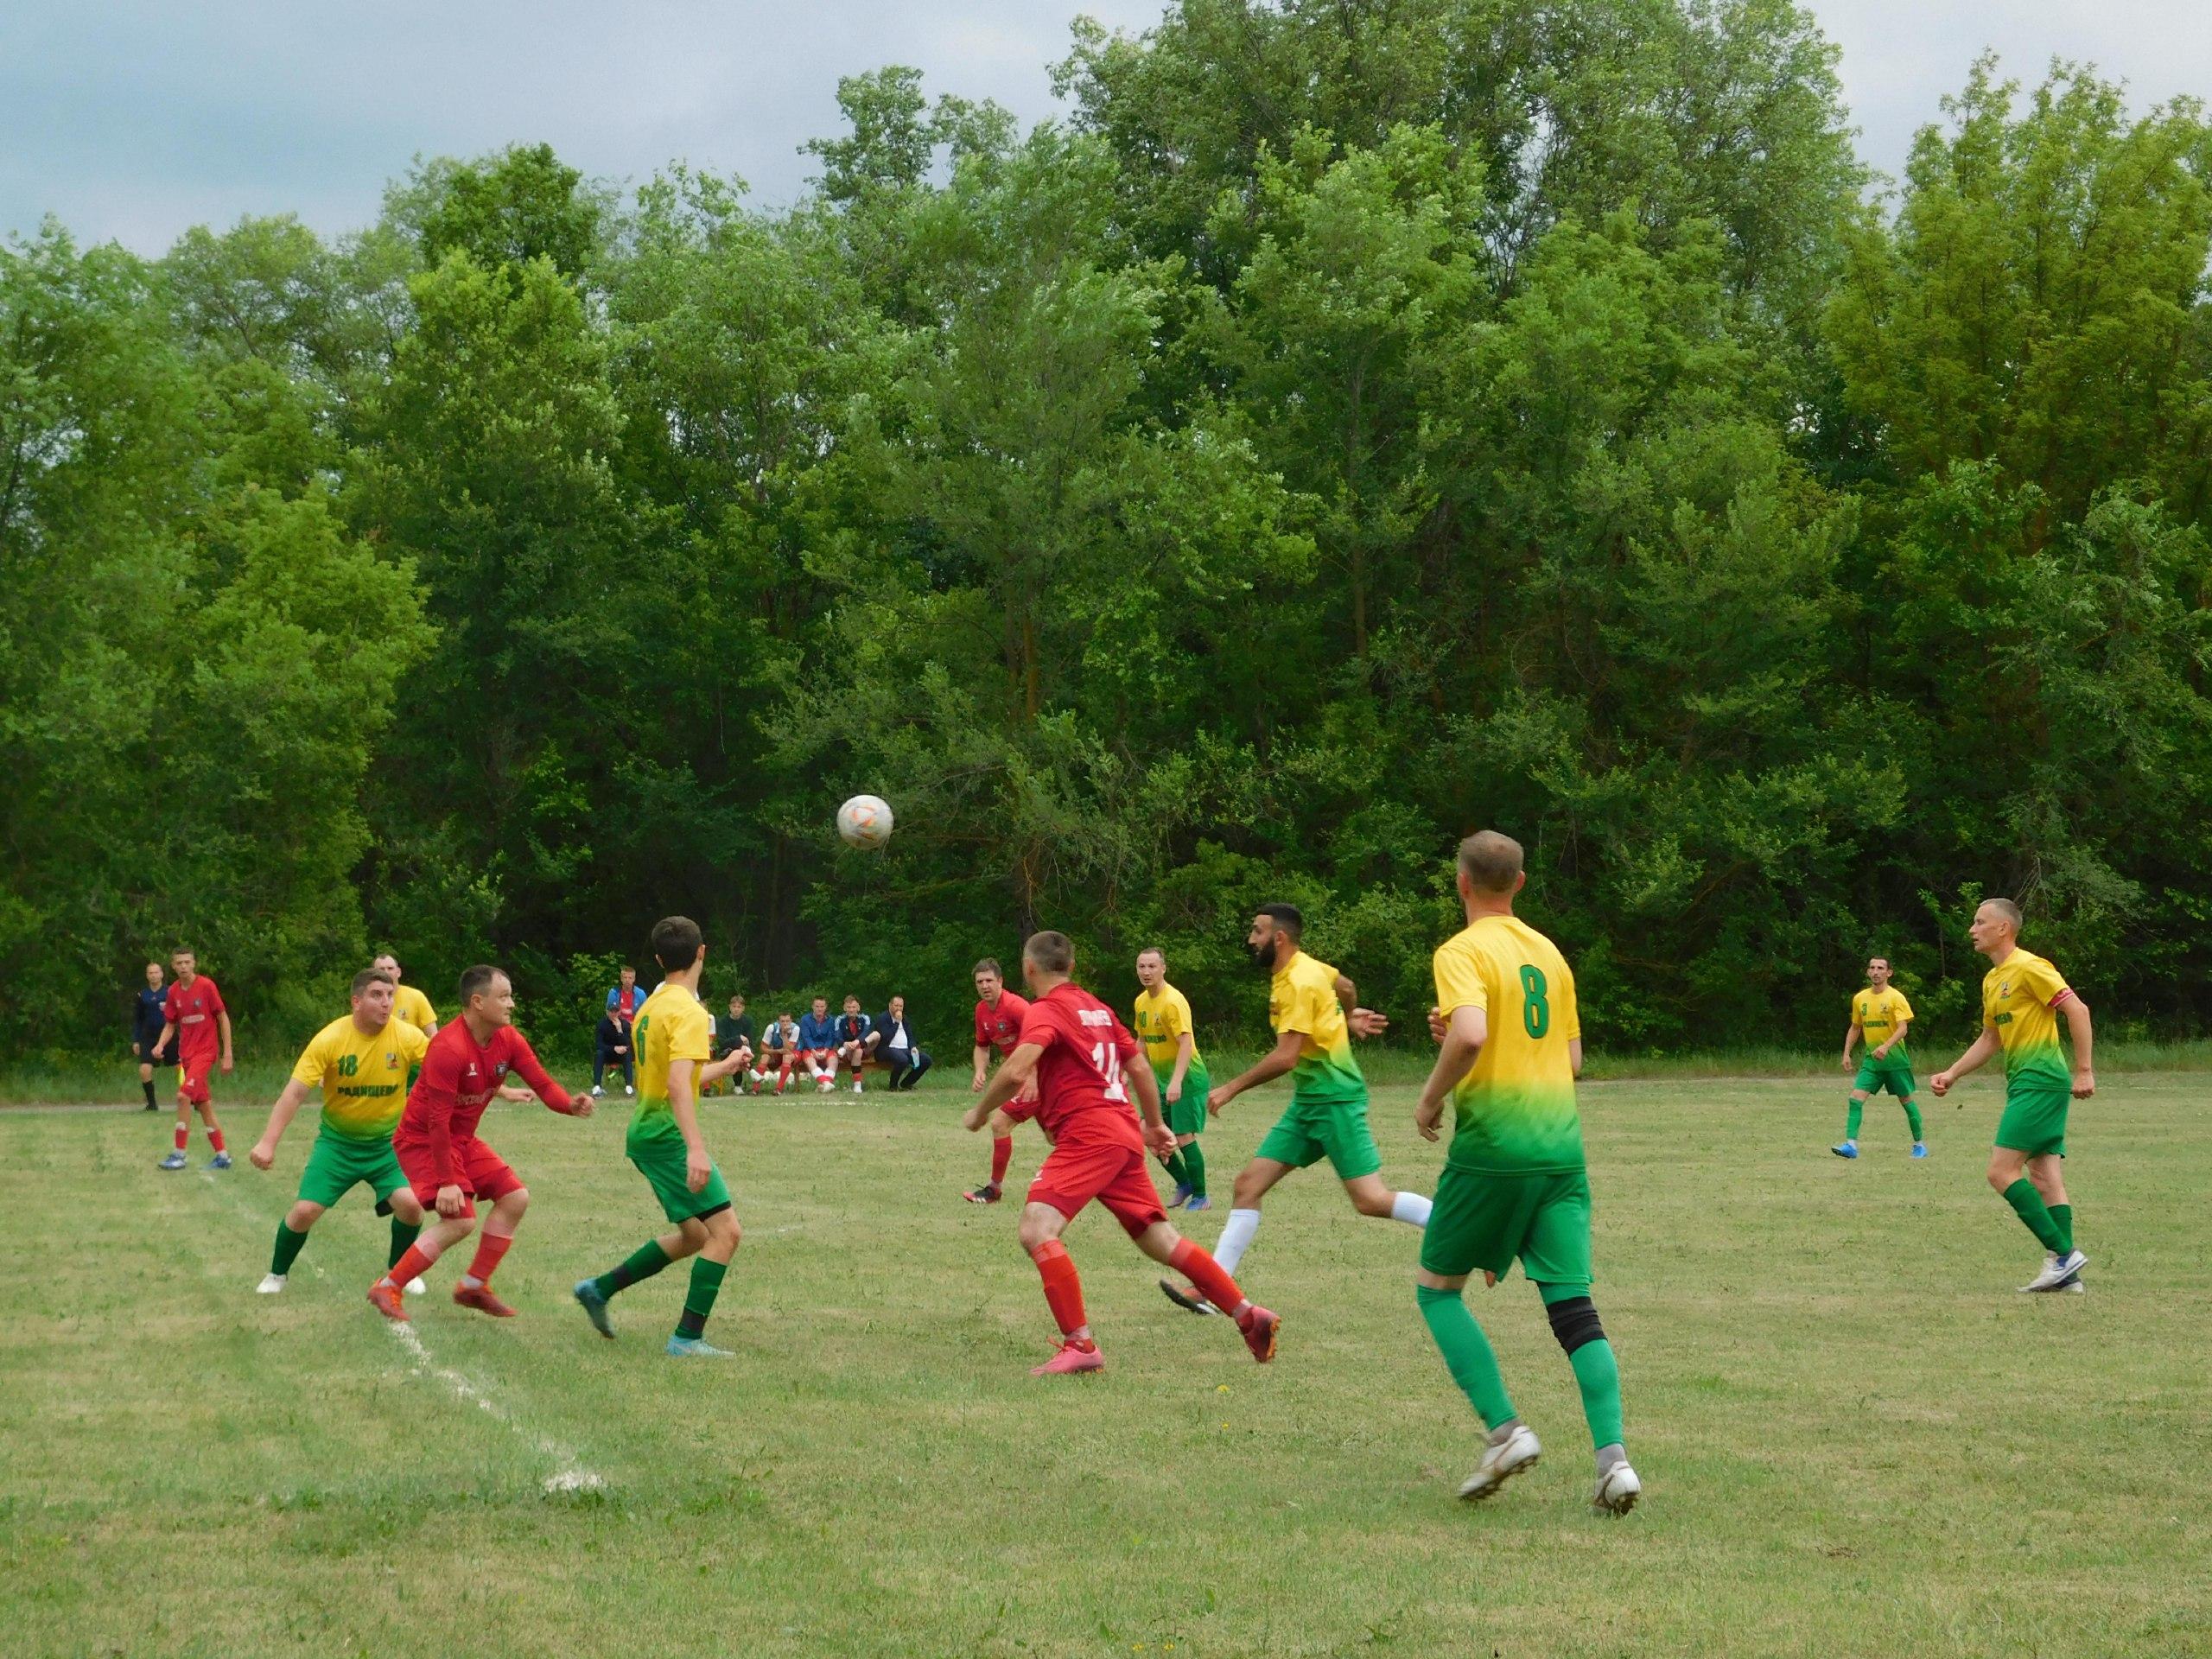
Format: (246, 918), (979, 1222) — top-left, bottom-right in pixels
(1391, 1191), (1433, 1228)
(1214, 1207), (1262, 1276)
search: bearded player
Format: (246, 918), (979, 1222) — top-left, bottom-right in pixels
(966, 931), (1279, 1375)
(963, 957), (1035, 1205)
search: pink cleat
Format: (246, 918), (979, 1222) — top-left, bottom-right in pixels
(1030, 1340), (1105, 1376)
(1236, 1304), (1280, 1363)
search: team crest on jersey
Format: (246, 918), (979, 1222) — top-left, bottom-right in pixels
(493, 1062), (509, 1078)
(385, 1052), (399, 1067)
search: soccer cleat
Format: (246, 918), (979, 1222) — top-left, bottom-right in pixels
(1166, 1181), (1193, 1209)
(207, 1152), (232, 1169)
(2019, 1249), (2088, 1293)
(624, 1085), (633, 1097)
(1911, 1142), (1929, 1159)
(1157, 1278), (1217, 1316)
(1185, 1194), (1213, 1212)
(404, 1276), (428, 1296)
(159, 1151), (188, 1170)
(1592, 1461), (1643, 1515)
(666, 1335), (733, 1358)
(573, 1279), (616, 1338)
(257, 1273), (287, 1294)
(366, 1281), (409, 1322)
(1829, 1143), (1858, 1160)
(590, 1085), (604, 1098)
(1030, 1341), (1105, 1376)
(452, 1281), (518, 1318)
(853, 1079), (865, 1094)
(1236, 1304), (1280, 1363)
(1457, 1422), (1541, 1502)
(963, 1182), (1002, 1205)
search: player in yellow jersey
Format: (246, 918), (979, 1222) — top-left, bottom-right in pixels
(1833, 957), (1926, 1160)
(1133, 947), (1212, 1211)
(249, 969), (431, 1295)
(574, 915), (751, 1357)
(372, 952), (439, 1036)
(1932, 898), (2094, 1292)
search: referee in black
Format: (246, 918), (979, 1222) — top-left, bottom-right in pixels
(132, 960), (174, 1110)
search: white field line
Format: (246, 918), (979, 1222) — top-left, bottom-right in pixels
(382, 1321), (605, 1495)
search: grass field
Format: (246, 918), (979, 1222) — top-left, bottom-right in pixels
(5, 1071), (2209, 1657)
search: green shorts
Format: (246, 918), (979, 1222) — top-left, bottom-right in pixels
(1421, 1165), (1593, 1288)
(1158, 1062), (1212, 1138)
(1254, 1086), (1381, 1181)
(1853, 1056), (1916, 1096)
(626, 1122), (734, 1223)
(298, 1131), (408, 1210)
(1995, 1086), (2069, 1158)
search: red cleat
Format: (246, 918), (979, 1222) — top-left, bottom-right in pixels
(452, 1282), (517, 1318)
(366, 1281), (409, 1323)
(1030, 1340), (1104, 1376)
(963, 1183), (1002, 1205)
(1237, 1304), (1280, 1363)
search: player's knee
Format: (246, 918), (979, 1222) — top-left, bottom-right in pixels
(1543, 1294), (1606, 1356)
(1231, 1169), (1268, 1206)
(1985, 1158), (2014, 1192)
(287, 1200), (324, 1230)
(705, 1208), (741, 1249)
(1349, 1184), (1394, 1218)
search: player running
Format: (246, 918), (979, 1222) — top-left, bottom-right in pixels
(966, 931), (1279, 1375)
(372, 951), (440, 1036)
(1412, 832), (1640, 1514)
(964, 958), (1033, 1205)
(250, 968), (430, 1296)
(1160, 905), (1428, 1313)
(1931, 899), (2094, 1293)
(1834, 957), (1926, 1160)
(1133, 947), (1212, 1211)
(574, 916), (751, 1357)
(368, 964), (594, 1322)
(151, 948), (233, 1169)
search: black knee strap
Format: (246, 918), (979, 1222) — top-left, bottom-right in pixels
(1545, 1294), (1606, 1356)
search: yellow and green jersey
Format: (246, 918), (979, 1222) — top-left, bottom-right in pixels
(632, 981), (714, 1141)
(1850, 986), (1914, 1055)
(290, 1015), (429, 1141)
(1270, 950), (1364, 1100)
(1132, 982), (1203, 1071)
(1433, 915), (1583, 1174)
(391, 983), (437, 1031)
(1982, 949), (2075, 1091)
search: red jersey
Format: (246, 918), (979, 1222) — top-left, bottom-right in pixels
(163, 976), (226, 1061)
(975, 989), (1031, 1058)
(395, 1020), (575, 1185)
(1006, 981), (1143, 1149)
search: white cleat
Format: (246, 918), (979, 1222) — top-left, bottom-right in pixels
(405, 1276), (428, 1296)
(256, 1273), (287, 1294)
(1592, 1461), (1643, 1515)
(1457, 1422), (1541, 1502)
(2021, 1249), (2088, 1293)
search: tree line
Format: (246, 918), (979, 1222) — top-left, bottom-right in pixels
(5, 0), (2209, 1056)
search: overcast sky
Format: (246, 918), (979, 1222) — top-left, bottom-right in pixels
(5, 1), (2209, 254)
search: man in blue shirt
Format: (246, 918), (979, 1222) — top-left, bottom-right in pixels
(796, 996), (841, 1093)
(132, 960), (173, 1111)
(833, 996), (874, 1095)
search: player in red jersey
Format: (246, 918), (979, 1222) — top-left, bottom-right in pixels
(151, 948), (234, 1170)
(367, 963), (593, 1322)
(965, 931), (1279, 1375)
(964, 958), (1036, 1204)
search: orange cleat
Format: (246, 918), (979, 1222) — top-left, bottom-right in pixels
(1029, 1340), (1104, 1376)
(366, 1281), (409, 1322)
(1236, 1304), (1280, 1363)
(452, 1281), (517, 1318)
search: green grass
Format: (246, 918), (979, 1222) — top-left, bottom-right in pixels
(4, 1074), (2209, 1657)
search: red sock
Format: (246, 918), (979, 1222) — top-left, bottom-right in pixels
(207, 1128), (226, 1153)
(1030, 1239), (1089, 1339)
(385, 1241), (438, 1286)
(174, 1126), (188, 1151)
(465, 1232), (512, 1285)
(1169, 1237), (1246, 1316)
(990, 1135), (1012, 1185)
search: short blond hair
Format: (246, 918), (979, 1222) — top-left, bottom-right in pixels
(1458, 830), (1524, 893)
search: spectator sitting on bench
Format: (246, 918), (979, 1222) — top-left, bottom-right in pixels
(758, 1012), (802, 1096)
(868, 995), (931, 1091)
(834, 996), (874, 1094)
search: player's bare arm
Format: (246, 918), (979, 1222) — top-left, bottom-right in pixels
(249, 1079), (315, 1169)
(1331, 972), (1389, 1039)
(1208, 1029), (1302, 1116)
(666, 1058), (713, 1191)
(968, 1042), (1042, 1128)
(1166, 1032), (1193, 1103)
(1842, 1019), (1861, 1068)
(217, 1010), (234, 1073)
(971, 1043), (990, 1091)
(1125, 1054), (1176, 1157)
(1874, 1017), (1906, 1062)
(2063, 996), (2095, 1096)
(1416, 1006), (1488, 1142)
(152, 1019), (175, 1058)
(1930, 1026), (2001, 1096)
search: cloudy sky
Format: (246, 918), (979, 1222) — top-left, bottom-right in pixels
(4, 1), (2209, 253)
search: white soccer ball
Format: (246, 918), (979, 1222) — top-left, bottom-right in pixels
(836, 793), (894, 849)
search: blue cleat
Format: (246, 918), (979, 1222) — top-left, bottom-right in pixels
(573, 1280), (615, 1339)
(1184, 1194), (1213, 1212)
(207, 1152), (232, 1169)
(159, 1151), (188, 1170)
(1910, 1142), (1929, 1159)
(1829, 1143), (1858, 1160)
(1166, 1182), (1193, 1209)
(665, 1335), (733, 1359)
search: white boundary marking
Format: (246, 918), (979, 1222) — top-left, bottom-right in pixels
(383, 1322), (605, 1495)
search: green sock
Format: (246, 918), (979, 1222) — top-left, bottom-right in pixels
(1161, 1148), (1190, 1185)
(595, 1239), (673, 1300)
(1416, 1285), (1514, 1428)
(1539, 1282), (1624, 1447)
(270, 1222), (309, 1277)
(1183, 1138), (1207, 1199)
(388, 1218), (421, 1269)
(1844, 1097), (1863, 1141)
(2049, 1203), (2074, 1256)
(675, 1256), (728, 1340)
(1902, 1098), (1924, 1140)
(2003, 1179), (2066, 1253)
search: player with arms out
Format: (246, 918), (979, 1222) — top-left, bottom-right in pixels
(965, 931), (1279, 1375)
(250, 969), (430, 1296)
(1133, 947), (1212, 1211)
(372, 952), (439, 1037)
(1160, 905), (1428, 1313)
(368, 964), (593, 1322)
(575, 917), (751, 1357)
(963, 958), (1034, 1205)
(152, 948), (233, 1169)
(1412, 833), (1640, 1514)
(1834, 957), (1926, 1160)
(1931, 899), (2094, 1293)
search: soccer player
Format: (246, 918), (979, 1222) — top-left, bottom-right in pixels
(966, 930), (1279, 1375)
(131, 960), (171, 1111)
(249, 968), (431, 1296)
(1930, 899), (2094, 1293)
(1834, 957), (1926, 1160)
(371, 951), (439, 1036)
(1160, 906), (1428, 1313)
(758, 1012), (802, 1094)
(1412, 832), (1640, 1515)
(834, 995), (874, 1094)
(1133, 947), (1212, 1211)
(151, 948), (233, 1170)
(574, 917), (751, 1357)
(797, 995), (840, 1091)
(964, 957), (1033, 1205)
(367, 964), (594, 1322)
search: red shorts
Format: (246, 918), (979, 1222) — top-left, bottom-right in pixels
(1027, 1135), (1165, 1237)
(395, 1135), (524, 1215)
(178, 1057), (215, 1106)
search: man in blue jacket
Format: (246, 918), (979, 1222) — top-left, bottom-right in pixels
(796, 996), (841, 1093)
(132, 960), (173, 1111)
(833, 996), (874, 1095)
(867, 995), (931, 1091)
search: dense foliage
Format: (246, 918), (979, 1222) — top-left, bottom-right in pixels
(6, 3), (2210, 1054)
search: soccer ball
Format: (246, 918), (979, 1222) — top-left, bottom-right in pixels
(836, 794), (894, 849)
